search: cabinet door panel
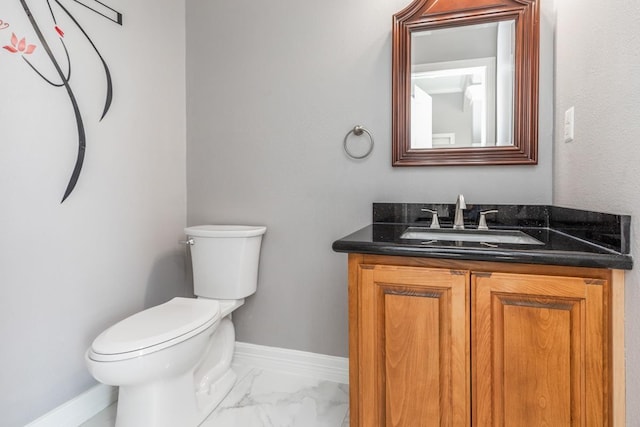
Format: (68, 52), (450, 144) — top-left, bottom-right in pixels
(472, 272), (605, 427)
(359, 265), (469, 427)
(385, 293), (442, 424)
(501, 297), (576, 424)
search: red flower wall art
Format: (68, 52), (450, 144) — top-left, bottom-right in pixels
(3, 33), (37, 54)
(2, 1), (123, 203)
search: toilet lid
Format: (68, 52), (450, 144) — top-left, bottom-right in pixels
(89, 297), (220, 362)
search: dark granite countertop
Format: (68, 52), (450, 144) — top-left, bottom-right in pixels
(332, 203), (633, 270)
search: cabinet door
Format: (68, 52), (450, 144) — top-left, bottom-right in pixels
(472, 272), (606, 426)
(357, 265), (469, 426)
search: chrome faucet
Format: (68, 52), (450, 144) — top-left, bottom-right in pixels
(453, 194), (466, 230)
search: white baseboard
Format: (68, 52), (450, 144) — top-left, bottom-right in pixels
(233, 341), (349, 385)
(27, 342), (348, 426)
(25, 383), (117, 427)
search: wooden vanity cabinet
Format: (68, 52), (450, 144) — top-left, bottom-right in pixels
(348, 254), (625, 427)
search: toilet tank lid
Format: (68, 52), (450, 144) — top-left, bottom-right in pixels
(91, 297), (220, 356)
(185, 225), (267, 238)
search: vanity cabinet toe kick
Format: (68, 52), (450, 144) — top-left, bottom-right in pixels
(346, 253), (625, 427)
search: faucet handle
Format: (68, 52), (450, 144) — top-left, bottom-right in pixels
(478, 209), (499, 230)
(421, 208), (440, 229)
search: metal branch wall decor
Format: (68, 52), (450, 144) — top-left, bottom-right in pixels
(2, 0), (123, 203)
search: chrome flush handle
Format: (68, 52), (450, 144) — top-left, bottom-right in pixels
(179, 238), (194, 245)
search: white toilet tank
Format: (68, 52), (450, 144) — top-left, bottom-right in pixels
(184, 225), (266, 299)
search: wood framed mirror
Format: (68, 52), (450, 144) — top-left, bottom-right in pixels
(392, 0), (540, 166)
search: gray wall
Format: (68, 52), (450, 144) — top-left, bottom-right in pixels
(0, 1), (187, 425)
(186, 0), (554, 357)
(553, 0), (640, 420)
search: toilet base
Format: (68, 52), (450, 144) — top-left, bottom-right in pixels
(112, 315), (238, 427)
(194, 316), (238, 424)
(114, 368), (238, 427)
(116, 371), (199, 427)
(196, 369), (237, 425)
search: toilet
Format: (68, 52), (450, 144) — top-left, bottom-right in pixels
(85, 225), (266, 427)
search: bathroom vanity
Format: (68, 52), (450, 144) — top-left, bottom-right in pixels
(333, 203), (632, 426)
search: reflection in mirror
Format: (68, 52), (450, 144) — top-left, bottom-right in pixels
(410, 20), (515, 149)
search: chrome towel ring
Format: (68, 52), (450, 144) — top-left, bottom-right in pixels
(343, 125), (374, 160)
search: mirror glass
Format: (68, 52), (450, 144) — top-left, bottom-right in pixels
(410, 20), (515, 149)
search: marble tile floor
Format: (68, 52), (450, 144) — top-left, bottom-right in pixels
(79, 365), (350, 427)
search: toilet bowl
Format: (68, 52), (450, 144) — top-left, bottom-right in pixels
(85, 225), (266, 427)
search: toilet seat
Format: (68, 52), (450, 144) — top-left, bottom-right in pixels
(88, 298), (220, 362)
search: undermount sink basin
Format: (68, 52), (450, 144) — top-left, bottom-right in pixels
(400, 227), (544, 245)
